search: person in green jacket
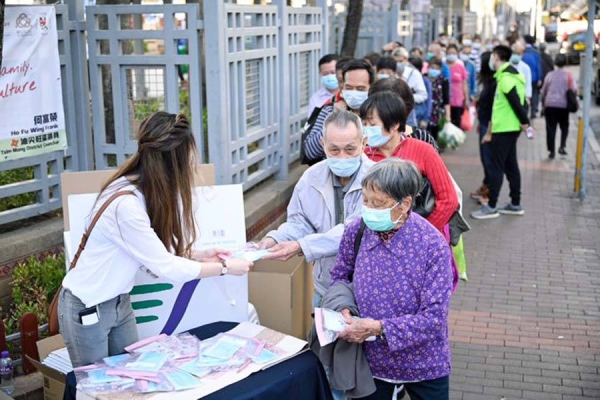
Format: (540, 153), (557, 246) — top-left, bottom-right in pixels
(471, 45), (530, 220)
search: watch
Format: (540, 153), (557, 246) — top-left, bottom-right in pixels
(220, 260), (228, 276)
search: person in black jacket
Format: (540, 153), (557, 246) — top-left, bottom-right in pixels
(470, 52), (496, 204)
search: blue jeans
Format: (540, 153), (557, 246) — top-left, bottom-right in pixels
(58, 288), (138, 367)
(312, 291), (346, 400)
(478, 122), (491, 187)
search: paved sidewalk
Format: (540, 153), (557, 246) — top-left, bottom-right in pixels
(443, 114), (600, 400)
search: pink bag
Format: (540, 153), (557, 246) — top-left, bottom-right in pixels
(460, 108), (472, 132)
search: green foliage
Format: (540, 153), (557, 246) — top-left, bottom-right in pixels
(0, 167), (36, 212)
(4, 253), (66, 335)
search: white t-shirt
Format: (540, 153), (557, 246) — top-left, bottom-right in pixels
(62, 177), (202, 307)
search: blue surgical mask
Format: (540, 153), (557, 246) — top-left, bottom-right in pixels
(327, 155), (361, 178)
(426, 52), (435, 60)
(396, 63), (405, 74)
(510, 54), (521, 64)
(377, 73), (390, 80)
(462, 39), (472, 46)
(342, 90), (368, 110)
(321, 74), (339, 91)
(364, 126), (391, 148)
(489, 56), (496, 71)
(362, 203), (402, 232)
(486, 43), (494, 51)
(460, 54), (470, 62)
(446, 54), (458, 63)
(428, 69), (441, 78)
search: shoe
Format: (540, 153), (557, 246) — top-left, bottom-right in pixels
(470, 185), (488, 200)
(549, 152), (555, 159)
(470, 204), (500, 219)
(498, 203), (525, 216)
(558, 147), (567, 155)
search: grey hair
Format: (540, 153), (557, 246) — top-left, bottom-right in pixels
(392, 47), (409, 59)
(323, 109), (363, 141)
(361, 158), (422, 202)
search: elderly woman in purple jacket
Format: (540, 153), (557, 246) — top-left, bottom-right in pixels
(331, 158), (453, 400)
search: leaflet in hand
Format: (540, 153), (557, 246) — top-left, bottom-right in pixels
(314, 308), (348, 346)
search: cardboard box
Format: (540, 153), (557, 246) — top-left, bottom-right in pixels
(303, 262), (315, 334)
(249, 257), (311, 339)
(26, 335), (67, 400)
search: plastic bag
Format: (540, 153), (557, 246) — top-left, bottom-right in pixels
(440, 122), (466, 149)
(452, 236), (468, 282)
(460, 108), (473, 132)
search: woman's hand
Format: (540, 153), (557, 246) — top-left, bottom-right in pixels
(481, 131), (492, 144)
(192, 248), (231, 263)
(338, 317), (382, 343)
(224, 258), (253, 276)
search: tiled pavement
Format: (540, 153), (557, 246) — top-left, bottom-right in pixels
(443, 114), (600, 400)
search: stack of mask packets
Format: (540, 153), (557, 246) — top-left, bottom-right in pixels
(74, 331), (282, 395)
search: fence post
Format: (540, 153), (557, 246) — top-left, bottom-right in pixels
(0, 320), (6, 353)
(65, 0), (93, 170)
(202, 1), (230, 185)
(19, 313), (40, 375)
(275, 0), (289, 181)
(316, 0), (329, 54)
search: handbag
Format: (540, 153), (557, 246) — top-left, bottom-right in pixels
(566, 89), (578, 113)
(460, 108), (473, 132)
(48, 190), (135, 336)
(412, 177), (436, 218)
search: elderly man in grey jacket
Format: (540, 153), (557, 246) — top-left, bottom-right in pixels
(258, 110), (374, 308)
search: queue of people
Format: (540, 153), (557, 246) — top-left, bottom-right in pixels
(56, 27), (577, 400)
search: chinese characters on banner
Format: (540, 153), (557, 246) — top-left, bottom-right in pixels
(0, 6), (67, 161)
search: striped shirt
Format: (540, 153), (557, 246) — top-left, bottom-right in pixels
(303, 103), (334, 162)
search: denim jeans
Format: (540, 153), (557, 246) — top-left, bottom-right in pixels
(312, 291), (346, 400)
(58, 288), (138, 367)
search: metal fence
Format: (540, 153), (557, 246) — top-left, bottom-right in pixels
(329, 5), (411, 57)
(204, 2), (323, 188)
(85, 4), (204, 169)
(0, 1), (329, 225)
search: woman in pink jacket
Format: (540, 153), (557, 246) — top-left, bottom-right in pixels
(541, 54), (575, 159)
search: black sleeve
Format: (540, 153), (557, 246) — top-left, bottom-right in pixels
(505, 87), (530, 125)
(442, 80), (450, 106)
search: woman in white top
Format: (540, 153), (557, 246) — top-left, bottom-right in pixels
(58, 112), (253, 367)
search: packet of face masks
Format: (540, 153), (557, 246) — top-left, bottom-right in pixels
(75, 368), (136, 394)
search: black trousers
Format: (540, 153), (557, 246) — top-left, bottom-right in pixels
(355, 376), (449, 400)
(487, 132), (521, 208)
(544, 106), (569, 154)
(450, 106), (463, 127)
(531, 85), (540, 118)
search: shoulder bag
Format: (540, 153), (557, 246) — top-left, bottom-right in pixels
(566, 72), (579, 113)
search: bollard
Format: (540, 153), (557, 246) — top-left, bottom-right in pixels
(574, 116), (584, 193)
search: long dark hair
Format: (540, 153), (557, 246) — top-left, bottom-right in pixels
(100, 112), (198, 257)
(479, 51), (495, 86)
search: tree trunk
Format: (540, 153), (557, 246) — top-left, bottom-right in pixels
(340, 0), (363, 57)
(0, 0), (5, 70)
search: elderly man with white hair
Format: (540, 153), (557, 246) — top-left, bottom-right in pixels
(392, 46), (428, 127)
(258, 110), (374, 309)
(511, 41), (533, 111)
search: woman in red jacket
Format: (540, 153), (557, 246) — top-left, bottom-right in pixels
(360, 91), (458, 233)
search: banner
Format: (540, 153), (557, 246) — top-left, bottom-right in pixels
(0, 6), (67, 162)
